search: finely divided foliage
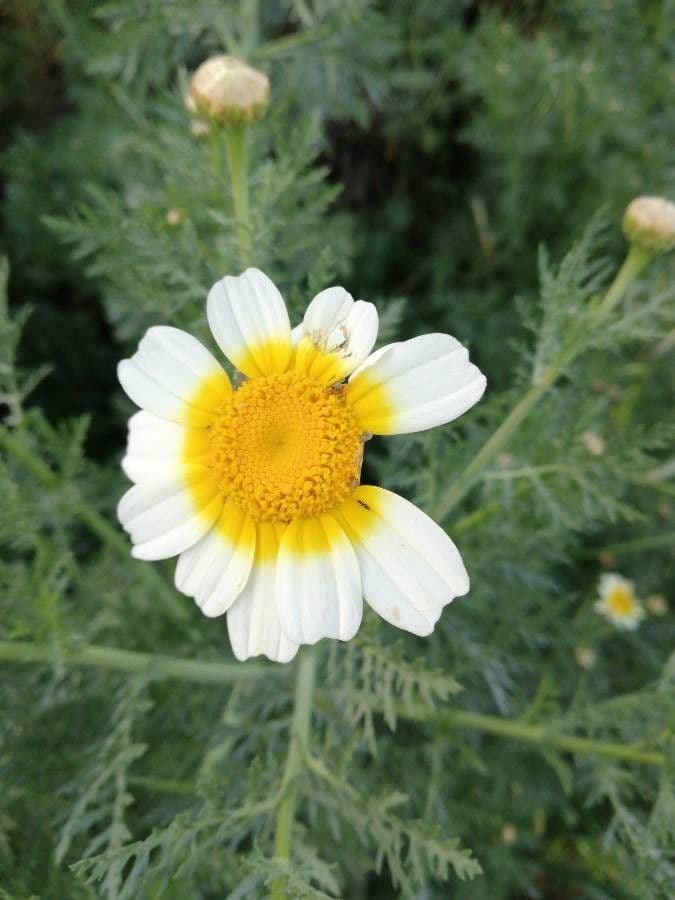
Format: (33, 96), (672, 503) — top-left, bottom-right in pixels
(1, 2), (674, 899)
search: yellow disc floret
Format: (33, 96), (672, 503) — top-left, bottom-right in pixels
(606, 584), (636, 617)
(197, 372), (364, 523)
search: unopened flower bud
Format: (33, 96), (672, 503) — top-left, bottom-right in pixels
(645, 594), (668, 616)
(623, 196), (675, 255)
(187, 55), (270, 126)
(598, 550), (615, 568)
(582, 430), (605, 456)
(574, 645), (597, 670)
(190, 119), (210, 139)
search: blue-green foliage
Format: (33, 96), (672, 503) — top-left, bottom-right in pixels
(1, 1), (674, 897)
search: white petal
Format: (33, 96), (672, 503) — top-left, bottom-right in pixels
(175, 503), (256, 617)
(336, 486), (469, 636)
(122, 411), (206, 483)
(291, 323), (304, 347)
(118, 326), (231, 426)
(339, 301), (379, 364)
(295, 286), (378, 383)
(598, 572), (634, 599)
(226, 523), (299, 662)
(303, 287), (354, 336)
(276, 515), (362, 644)
(117, 475), (222, 561)
(347, 333), (486, 435)
(207, 268), (292, 377)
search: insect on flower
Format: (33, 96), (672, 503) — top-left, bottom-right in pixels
(594, 573), (645, 630)
(117, 269), (487, 661)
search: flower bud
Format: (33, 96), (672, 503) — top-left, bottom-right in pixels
(622, 196), (675, 255)
(574, 645), (597, 670)
(581, 430), (605, 456)
(645, 594), (668, 616)
(190, 119), (210, 139)
(187, 55), (270, 126)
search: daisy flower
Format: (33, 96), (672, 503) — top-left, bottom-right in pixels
(594, 573), (645, 630)
(117, 269), (486, 661)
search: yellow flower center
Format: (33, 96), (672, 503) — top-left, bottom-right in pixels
(203, 371), (364, 523)
(606, 586), (635, 617)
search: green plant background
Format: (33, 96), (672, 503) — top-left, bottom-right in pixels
(1, 1), (674, 897)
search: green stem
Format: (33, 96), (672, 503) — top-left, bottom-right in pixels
(485, 462), (576, 481)
(2, 639), (663, 768)
(434, 244), (653, 523)
(0, 424), (59, 486)
(223, 124), (252, 268)
(402, 705), (666, 767)
(0, 427), (188, 620)
(595, 243), (651, 318)
(271, 645), (317, 899)
(449, 500), (502, 535)
(0, 640), (274, 683)
(128, 774), (195, 796)
(434, 364), (561, 521)
(258, 24), (332, 58)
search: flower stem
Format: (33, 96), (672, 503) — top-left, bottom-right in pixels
(258, 23), (332, 58)
(128, 774), (195, 796)
(595, 243), (652, 319)
(0, 426), (188, 620)
(2, 639), (663, 767)
(434, 244), (653, 523)
(403, 705), (666, 767)
(271, 645), (317, 898)
(223, 124), (253, 268)
(0, 640), (273, 683)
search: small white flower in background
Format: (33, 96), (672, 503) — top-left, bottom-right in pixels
(116, 269), (486, 662)
(574, 644), (597, 670)
(594, 573), (645, 630)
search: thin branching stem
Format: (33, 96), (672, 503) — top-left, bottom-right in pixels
(2, 640), (664, 767)
(433, 244), (653, 523)
(403, 705), (666, 767)
(128, 774), (196, 796)
(449, 500), (502, 534)
(0, 640), (274, 682)
(257, 23), (333, 58)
